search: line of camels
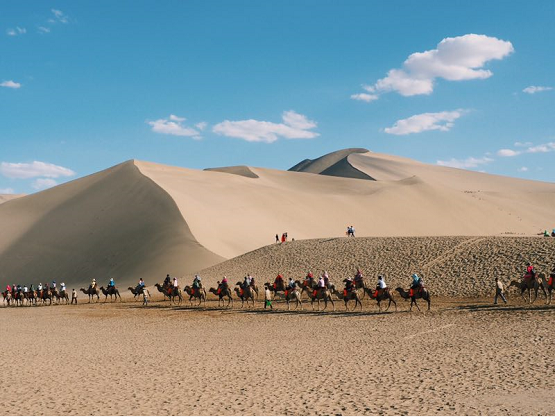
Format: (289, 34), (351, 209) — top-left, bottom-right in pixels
(4, 272), (553, 310)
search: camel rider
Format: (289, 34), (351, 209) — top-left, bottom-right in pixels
(164, 274), (171, 288)
(376, 275), (387, 297)
(274, 274), (284, 289)
(288, 277), (296, 289)
(344, 277), (354, 296)
(108, 277), (115, 289)
(60, 282), (66, 292)
(525, 263), (535, 282)
(410, 274), (422, 297)
(52, 281), (57, 290)
(243, 275), (252, 289)
(318, 275), (326, 289)
(220, 276), (229, 292)
(6, 284), (11, 292)
(23, 285), (28, 293)
(37, 283), (42, 292)
(173, 276), (178, 289)
(355, 268), (363, 285)
(322, 271), (330, 288)
(248, 274), (255, 288)
(30, 284), (35, 292)
(90, 278), (97, 290)
(138, 278), (145, 288)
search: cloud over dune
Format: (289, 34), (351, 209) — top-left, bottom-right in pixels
(353, 34), (513, 100)
(0, 161), (75, 179)
(213, 111), (319, 143)
(384, 110), (465, 135)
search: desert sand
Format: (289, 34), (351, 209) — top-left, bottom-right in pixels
(1, 148), (555, 289)
(1, 296), (554, 416)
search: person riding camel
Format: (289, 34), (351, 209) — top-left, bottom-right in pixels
(321, 271), (330, 289)
(375, 275), (387, 298)
(6, 284), (11, 292)
(524, 262), (535, 283)
(410, 274), (422, 297)
(163, 274), (171, 289)
(90, 278), (97, 290)
(242, 275), (252, 290)
(354, 268), (363, 285)
(219, 276), (229, 294)
(248, 274), (255, 289)
(173, 276), (179, 289)
(192, 275), (201, 296)
(60, 282), (66, 292)
(274, 274), (284, 290)
(108, 277), (115, 289)
(344, 277), (354, 297)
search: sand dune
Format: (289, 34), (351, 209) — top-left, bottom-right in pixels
(0, 194), (23, 205)
(0, 161), (223, 287)
(289, 147), (373, 179)
(1, 149), (554, 290)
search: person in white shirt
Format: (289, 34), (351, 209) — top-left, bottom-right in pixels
(377, 275), (387, 290)
(60, 282), (66, 292)
(173, 277), (178, 288)
(494, 277), (507, 304)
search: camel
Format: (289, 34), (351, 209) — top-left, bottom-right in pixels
(37, 289), (53, 306)
(128, 286), (145, 300)
(2, 290), (11, 306)
(209, 286), (233, 308)
(267, 279), (287, 299)
(331, 287), (363, 311)
(56, 289), (70, 305)
(509, 274), (547, 304)
(299, 277), (316, 299)
(283, 285), (303, 310)
(154, 283), (182, 304)
(80, 287), (100, 303)
(100, 286), (122, 302)
(234, 284), (256, 308)
(24, 290), (38, 306)
(395, 286), (430, 311)
(183, 286), (207, 307)
(306, 286), (335, 311)
(540, 272), (554, 305)
(364, 287), (397, 312)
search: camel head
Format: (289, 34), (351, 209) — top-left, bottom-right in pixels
(235, 281), (242, 286)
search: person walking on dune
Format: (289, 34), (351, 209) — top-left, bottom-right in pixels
(275, 234), (279, 243)
(494, 277), (507, 305)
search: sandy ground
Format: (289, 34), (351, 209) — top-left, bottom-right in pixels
(1, 295), (554, 416)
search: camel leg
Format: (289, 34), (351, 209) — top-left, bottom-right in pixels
(330, 297), (335, 312)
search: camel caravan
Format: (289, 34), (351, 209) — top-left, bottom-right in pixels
(3, 262), (554, 310)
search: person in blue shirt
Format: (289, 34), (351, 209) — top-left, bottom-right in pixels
(108, 277), (115, 288)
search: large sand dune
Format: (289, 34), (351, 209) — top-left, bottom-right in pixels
(0, 194), (23, 205)
(0, 149), (554, 289)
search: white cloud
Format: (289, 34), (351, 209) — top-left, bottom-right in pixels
(195, 122), (207, 131)
(526, 142), (555, 153)
(1, 80), (21, 89)
(0, 188), (14, 194)
(51, 9), (69, 24)
(436, 156), (493, 169)
(0, 161), (75, 179)
(350, 93), (379, 102)
(384, 110), (465, 135)
(517, 167), (528, 172)
(7, 27), (26, 36)
(148, 115), (201, 138)
(353, 34), (513, 99)
(497, 149), (521, 157)
(514, 141), (532, 147)
(522, 86), (552, 94)
(37, 26), (51, 34)
(212, 110), (319, 143)
(32, 178), (58, 190)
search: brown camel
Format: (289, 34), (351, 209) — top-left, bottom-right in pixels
(209, 286), (233, 308)
(154, 283), (182, 304)
(2, 290), (11, 306)
(364, 287), (397, 312)
(299, 277), (316, 299)
(267, 278), (287, 298)
(154, 282), (170, 301)
(306, 286), (335, 311)
(128, 286), (144, 300)
(540, 272), (554, 305)
(184, 286), (207, 307)
(234, 284), (256, 308)
(80, 287), (100, 303)
(100, 286), (122, 302)
(508, 275), (547, 304)
(332, 287), (362, 311)
(395, 286), (430, 311)
(56, 289), (70, 305)
(284, 285), (303, 310)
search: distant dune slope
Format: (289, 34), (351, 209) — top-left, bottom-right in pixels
(204, 166), (259, 178)
(0, 194), (23, 205)
(0, 161), (223, 288)
(137, 158), (555, 262)
(289, 148), (373, 180)
(197, 236), (555, 296)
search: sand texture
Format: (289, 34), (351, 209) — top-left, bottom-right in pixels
(197, 236), (555, 296)
(0, 194), (23, 205)
(1, 299), (554, 416)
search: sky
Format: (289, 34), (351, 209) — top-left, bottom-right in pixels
(1, 0), (554, 194)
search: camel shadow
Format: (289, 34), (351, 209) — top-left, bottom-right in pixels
(451, 303), (555, 313)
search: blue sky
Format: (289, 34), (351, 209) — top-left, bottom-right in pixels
(1, 0), (554, 194)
